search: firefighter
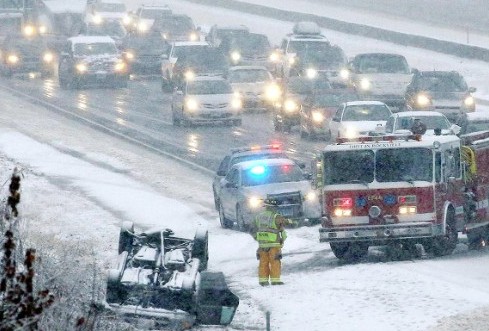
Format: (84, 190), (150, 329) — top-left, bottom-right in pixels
(410, 118), (427, 135)
(6, 167), (21, 219)
(250, 199), (292, 286)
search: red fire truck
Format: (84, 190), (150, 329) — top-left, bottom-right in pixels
(312, 132), (489, 260)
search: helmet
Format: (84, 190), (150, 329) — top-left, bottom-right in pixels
(263, 198), (279, 206)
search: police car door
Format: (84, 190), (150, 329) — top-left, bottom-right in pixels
(221, 167), (240, 218)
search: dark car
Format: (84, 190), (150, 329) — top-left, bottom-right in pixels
(153, 14), (199, 42)
(404, 70), (476, 121)
(273, 75), (332, 132)
(122, 31), (169, 75)
(162, 45), (229, 91)
(0, 34), (56, 78)
(299, 88), (359, 139)
(218, 32), (275, 70)
(58, 35), (129, 89)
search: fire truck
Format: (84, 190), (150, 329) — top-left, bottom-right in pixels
(312, 131), (489, 260)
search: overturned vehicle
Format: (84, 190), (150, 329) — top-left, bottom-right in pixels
(105, 222), (239, 328)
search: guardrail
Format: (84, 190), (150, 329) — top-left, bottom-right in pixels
(185, 0), (489, 62)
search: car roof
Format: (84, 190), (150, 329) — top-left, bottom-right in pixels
(213, 25), (249, 31)
(344, 101), (387, 106)
(393, 111), (447, 118)
(354, 52), (406, 58)
(189, 76), (227, 82)
(234, 158), (294, 170)
(173, 41), (209, 47)
(228, 65), (269, 71)
(68, 35), (115, 44)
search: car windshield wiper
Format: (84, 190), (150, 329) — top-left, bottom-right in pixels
(400, 175), (415, 186)
(346, 179), (369, 187)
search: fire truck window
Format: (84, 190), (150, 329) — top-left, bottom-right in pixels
(323, 151), (374, 184)
(377, 148), (432, 182)
(435, 152), (442, 183)
(444, 148), (460, 179)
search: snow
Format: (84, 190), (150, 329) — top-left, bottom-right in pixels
(0, 0), (489, 330)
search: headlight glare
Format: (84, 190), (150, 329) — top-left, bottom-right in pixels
(114, 61), (126, 72)
(231, 51), (241, 63)
(464, 95), (475, 107)
(416, 94), (431, 107)
(340, 68), (350, 80)
(265, 84), (281, 102)
(360, 78), (371, 90)
(344, 126), (358, 139)
(306, 68), (317, 79)
(248, 196), (262, 209)
(189, 32), (198, 41)
(305, 191), (317, 201)
(185, 98), (199, 111)
(311, 111), (324, 123)
(76, 63), (87, 73)
(184, 70), (195, 80)
(43, 52), (54, 63)
(231, 98), (242, 109)
(284, 99), (298, 112)
(7, 54), (19, 64)
(269, 52), (280, 63)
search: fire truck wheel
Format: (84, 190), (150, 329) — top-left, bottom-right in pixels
(330, 242), (349, 259)
(467, 228), (486, 250)
(236, 205), (250, 233)
(346, 242), (369, 261)
(193, 228), (209, 271)
(219, 203), (233, 229)
(428, 209), (458, 256)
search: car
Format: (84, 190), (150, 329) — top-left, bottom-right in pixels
(273, 75), (333, 132)
(384, 111), (460, 136)
(122, 30), (169, 75)
(218, 32), (276, 71)
(212, 144), (289, 212)
(404, 70), (476, 122)
(171, 75), (242, 126)
(217, 158), (321, 231)
(105, 222), (239, 327)
(153, 14), (200, 42)
(455, 111), (489, 135)
(161, 41), (228, 91)
(58, 35), (129, 89)
(227, 66), (279, 111)
(348, 52), (413, 109)
(329, 101), (393, 140)
(83, 19), (127, 48)
(205, 24), (249, 47)
(128, 4), (172, 34)
(278, 21), (348, 85)
(85, 0), (130, 26)
(299, 88), (359, 139)
(0, 33), (56, 78)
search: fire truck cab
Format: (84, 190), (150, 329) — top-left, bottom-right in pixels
(312, 132), (489, 260)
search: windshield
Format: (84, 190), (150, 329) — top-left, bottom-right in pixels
(287, 78), (313, 94)
(313, 92), (358, 107)
(357, 55), (410, 74)
(417, 75), (468, 92)
(94, 3), (126, 12)
(154, 16), (194, 33)
(141, 9), (171, 19)
(177, 48), (227, 70)
(228, 69), (270, 83)
(4, 37), (44, 54)
(187, 80), (232, 94)
(216, 28), (248, 40)
(289, 41), (344, 66)
(324, 148), (433, 184)
(229, 34), (270, 53)
(466, 120), (489, 134)
(242, 164), (304, 186)
(87, 22), (126, 38)
(342, 104), (391, 121)
(394, 116), (450, 131)
(73, 42), (117, 56)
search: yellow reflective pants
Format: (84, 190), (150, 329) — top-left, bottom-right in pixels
(258, 246), (282, 284)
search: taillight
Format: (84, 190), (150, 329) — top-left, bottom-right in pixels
(333, 197), (353, 217)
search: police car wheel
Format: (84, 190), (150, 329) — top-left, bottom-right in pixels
(236, 205), (249, 232)
(219, 203), (233, 229)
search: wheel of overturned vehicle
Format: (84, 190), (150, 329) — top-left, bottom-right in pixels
(118, 221), (134, 254)
(219, 203), (233, 229)
(192, 227), (209, 271)
(236, 205), (249, 232)
(428, 208), (458, 256)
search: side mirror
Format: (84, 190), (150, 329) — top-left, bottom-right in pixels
(469, 87), (477, 93)
(450, 124), (461, 135)
(216, 170), (226, 176)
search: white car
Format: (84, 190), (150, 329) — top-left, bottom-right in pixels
(171, 76), (242, 126)
(384, 111), (460, 136)
(329, 101), (392, 140)
(227, 66), (279, 111)
(217, 158), (321, 231)
(85, 0), (130, 25)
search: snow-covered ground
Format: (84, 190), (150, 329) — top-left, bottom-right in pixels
(1, 1), (489, 330)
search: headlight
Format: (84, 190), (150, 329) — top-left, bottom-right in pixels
(269, 52), (280, 63)
(344, 126), (358, 139)
(360, 78), (371, 91)
(305, 191), (317, 201)
(464, 95), (475, 107)
(114, 61), (126, 72)
(231, 51), (241, 63)
(43, 52), (54, 63)
(399, 206), (417, 214)
(137, 22), (148, 32)
(340, 68), (350, 80)
(39, 25), (47, 34)
(122, 15), (132, 25)
(125, 51), (135, 61)
(7, 54), (19, 64)
(162, 33), (168, 40)
(76, 63), (87, 73)
(306, 68), (317, 79)
(311, 111), (324, 123)
(231, 97), (242, 109)
(265, 84), (281, 102)
(288, 56), (296, 65)
(23, 25), (35, 36)
(284, 99), (298, 112)
(189, 32), (198, 41)
(184, 70), (195, 80)
(416, 94), (431, 107)
(185, 98), (199, 111)
(92, 15), (103, 24)
(248, 196), (262, 209)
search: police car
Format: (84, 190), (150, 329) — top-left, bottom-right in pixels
(217, 158), (321, 231)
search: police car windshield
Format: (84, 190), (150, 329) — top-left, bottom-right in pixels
(242, 164), (304, 187)
(74, 42), (117, 56)
(187, 80), (232, 95)
(323, 148), (433, 184)
(228, 69), (270, 83)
